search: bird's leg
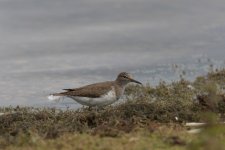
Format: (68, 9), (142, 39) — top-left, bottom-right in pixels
(94, 106), (99, 112)
(88, 106), (92, 111)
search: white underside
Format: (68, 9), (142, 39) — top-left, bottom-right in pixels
(48, 95), (62, 102)
(48, 88), (119, 107)
(68, 89), (118, 107)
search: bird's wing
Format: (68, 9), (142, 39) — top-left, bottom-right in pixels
(54, 81), (114, 98)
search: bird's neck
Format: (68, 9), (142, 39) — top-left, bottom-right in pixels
(115, 79), (128, 87)
(114, 80), (127, 99)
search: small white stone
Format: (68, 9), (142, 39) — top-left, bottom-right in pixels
(187, 85), (195, 90)
(185, 122), (206, 127)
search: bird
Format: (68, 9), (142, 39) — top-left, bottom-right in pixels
(48, 72), (142, 107)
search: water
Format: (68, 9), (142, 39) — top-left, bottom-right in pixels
(0, 0), (225, 108)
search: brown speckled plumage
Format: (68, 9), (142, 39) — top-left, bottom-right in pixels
(54, 81), (116, 98)
(51, 72), (142, 105)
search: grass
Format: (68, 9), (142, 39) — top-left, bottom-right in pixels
(3, 127), (191, 150)
(0, 69), (225, 149)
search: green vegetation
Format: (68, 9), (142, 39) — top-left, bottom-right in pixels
(0, 69), (225, 150)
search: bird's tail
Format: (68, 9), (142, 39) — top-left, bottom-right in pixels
(47, 93), (64, 102)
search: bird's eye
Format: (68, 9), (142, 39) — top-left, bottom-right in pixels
(122, 76), (127, 78)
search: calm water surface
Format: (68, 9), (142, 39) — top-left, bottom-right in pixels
(0, 0), (225, 108)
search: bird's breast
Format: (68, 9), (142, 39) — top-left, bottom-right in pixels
(69, 87), (118, 107)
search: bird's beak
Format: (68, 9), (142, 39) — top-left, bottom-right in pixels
(129, 78), (142, 85)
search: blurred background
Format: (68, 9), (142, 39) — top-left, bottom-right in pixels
(0, 0), (225, 108)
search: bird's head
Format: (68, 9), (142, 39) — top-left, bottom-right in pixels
(116, 72), (142, 86)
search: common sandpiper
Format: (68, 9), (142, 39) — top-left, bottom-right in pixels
(48, 72), (142, 107)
